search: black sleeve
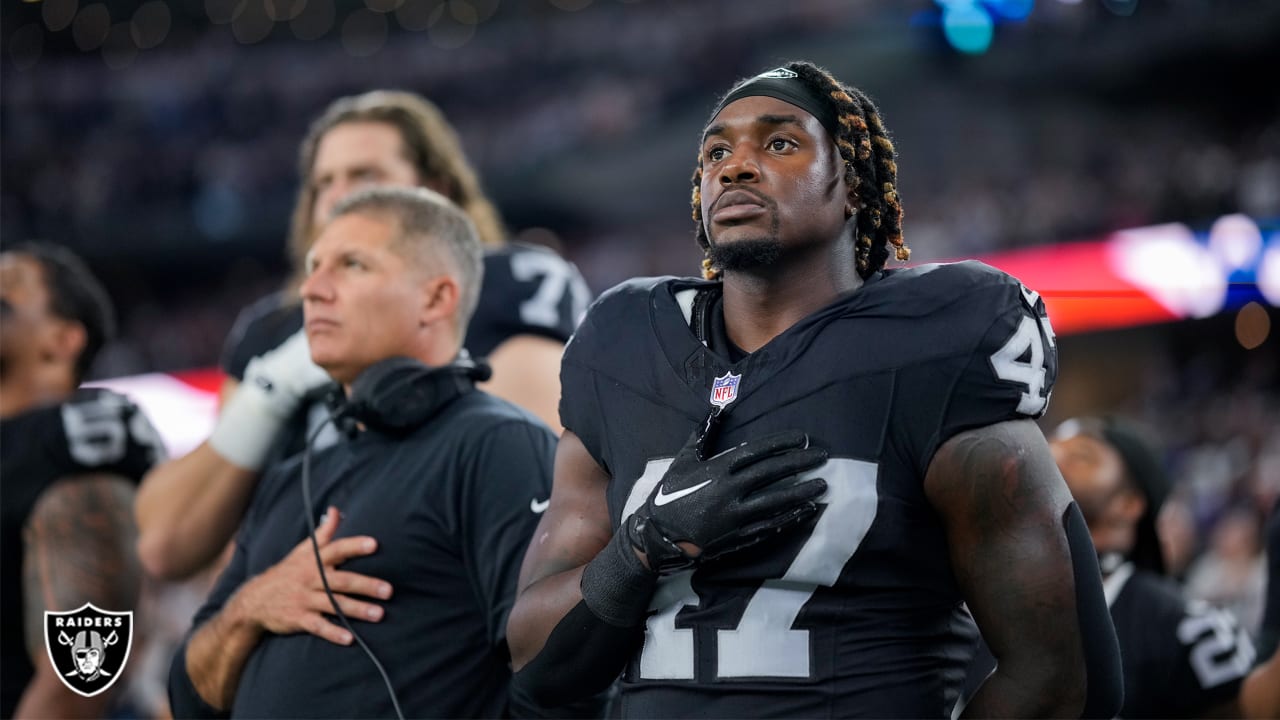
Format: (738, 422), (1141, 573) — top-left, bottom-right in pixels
(465, 244), (592, 358)
(167, 499), (258, 718)
(457, 419), (557, 649)
(219, 291), (304, 380)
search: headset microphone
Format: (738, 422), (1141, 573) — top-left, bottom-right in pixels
(299, 353), (490, 720)
(301, 414), (406, 720)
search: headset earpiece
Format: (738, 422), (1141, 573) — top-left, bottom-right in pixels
(337, 354), (490, 435)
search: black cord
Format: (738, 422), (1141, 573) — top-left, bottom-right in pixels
(301, 416), (406, 720)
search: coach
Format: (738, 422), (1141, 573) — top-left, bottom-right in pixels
(168, 187), (557, 718)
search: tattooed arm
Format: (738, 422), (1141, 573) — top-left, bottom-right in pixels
(17, 474), (141, 720)
(925, 419), (1119, 718)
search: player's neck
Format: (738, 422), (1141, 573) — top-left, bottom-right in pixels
(720, 251), (861, 353)
(0, 367), (74, 419)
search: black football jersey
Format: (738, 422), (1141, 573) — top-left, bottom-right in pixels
(0, 389), (164, 718)
(219, 243), (590, 463)
(1107, 565), (1255, 718)
(559, 261), (1057, 718)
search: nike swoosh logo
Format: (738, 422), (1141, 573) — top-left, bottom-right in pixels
(530, 498), (550, 514)
(653, 479), (713, 506)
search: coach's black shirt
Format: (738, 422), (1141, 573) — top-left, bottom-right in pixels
(168, 390), (556, 719)
(559, 261), (1058, 718)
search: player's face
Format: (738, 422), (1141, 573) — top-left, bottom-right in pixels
(309, 121), (422, 232)
(699, 95), (848, 256)
(0, 253), (58, 375)
(300, 213), (435, 385)
(1050, 434), (1141, 532)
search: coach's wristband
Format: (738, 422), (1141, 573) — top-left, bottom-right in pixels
(206, 384), (291, 471)
(579, 528), (659, 627)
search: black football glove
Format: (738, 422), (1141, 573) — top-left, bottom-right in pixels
(624, 412), (828, 574)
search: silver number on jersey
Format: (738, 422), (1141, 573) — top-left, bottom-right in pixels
(1177, 601), (1256, 688)
(511, 252), (591, 330)
(61, 393), (165, 466)
(624, 457), (879, 680)
(989, 283), (1055, 417)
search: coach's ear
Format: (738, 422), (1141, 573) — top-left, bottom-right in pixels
(419, 275), (460, 329)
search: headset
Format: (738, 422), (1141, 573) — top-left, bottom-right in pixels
(299, 353), (492, 720)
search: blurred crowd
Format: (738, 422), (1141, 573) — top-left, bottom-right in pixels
(3, 0), (1278, 377)
(1140, 336), (1279, 634)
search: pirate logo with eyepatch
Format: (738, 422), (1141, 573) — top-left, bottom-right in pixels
(44, 603), (133, 697)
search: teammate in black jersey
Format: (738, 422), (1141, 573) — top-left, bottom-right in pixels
(1242, 496), (1280, 718)
(967, 416), (1255, 717)
(1, 243), (164, 718)
(135, 90), (590, 581)
(507, 61), (1122, 718)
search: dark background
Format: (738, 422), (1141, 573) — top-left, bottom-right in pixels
(4, 0), (1278, 375)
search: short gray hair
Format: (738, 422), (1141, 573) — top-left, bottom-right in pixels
(331, 186), (485, 336)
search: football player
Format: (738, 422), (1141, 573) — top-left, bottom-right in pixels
(506, 61), (1122, 718)
(967, 416), (1255, 717)
(135, 91), (591, 581)
(1, 243), (163, 718)
(1241, 497), (1280, 719)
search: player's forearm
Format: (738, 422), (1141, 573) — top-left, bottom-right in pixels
(509, 546), (652, 707)
(509, 576), (644, 707)
(135, 442), (259, 580)
(13, 666), (112, 720)
(508, 566), (592, 672)
(180, 584), (264, 712)
(964, 666), (1078, 719)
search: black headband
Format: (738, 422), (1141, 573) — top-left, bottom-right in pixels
(711, 68), (840, 139)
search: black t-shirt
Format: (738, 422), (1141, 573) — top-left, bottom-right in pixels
(169, 389), (556, 719)
(559, 261), (1057, 718)
(218, 243), (590, 464)
(0, 389), (164, 718)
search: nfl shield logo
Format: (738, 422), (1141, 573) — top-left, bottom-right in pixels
(709, 371), (742, 409)
(44, 603), (133, 698)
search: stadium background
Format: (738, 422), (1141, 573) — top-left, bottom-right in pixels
(3, 0), (1279, 713)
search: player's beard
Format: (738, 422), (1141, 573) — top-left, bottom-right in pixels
(706, 206), (783, 274)
(707, 236), (782, 273)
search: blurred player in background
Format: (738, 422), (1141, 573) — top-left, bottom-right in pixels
(1, 242), (165, 718)
(1241, 497), (1280, 718)
(507, 61), (1121, 718)
(967, 415), (1255, 718)
(135, 90), (590, 581)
